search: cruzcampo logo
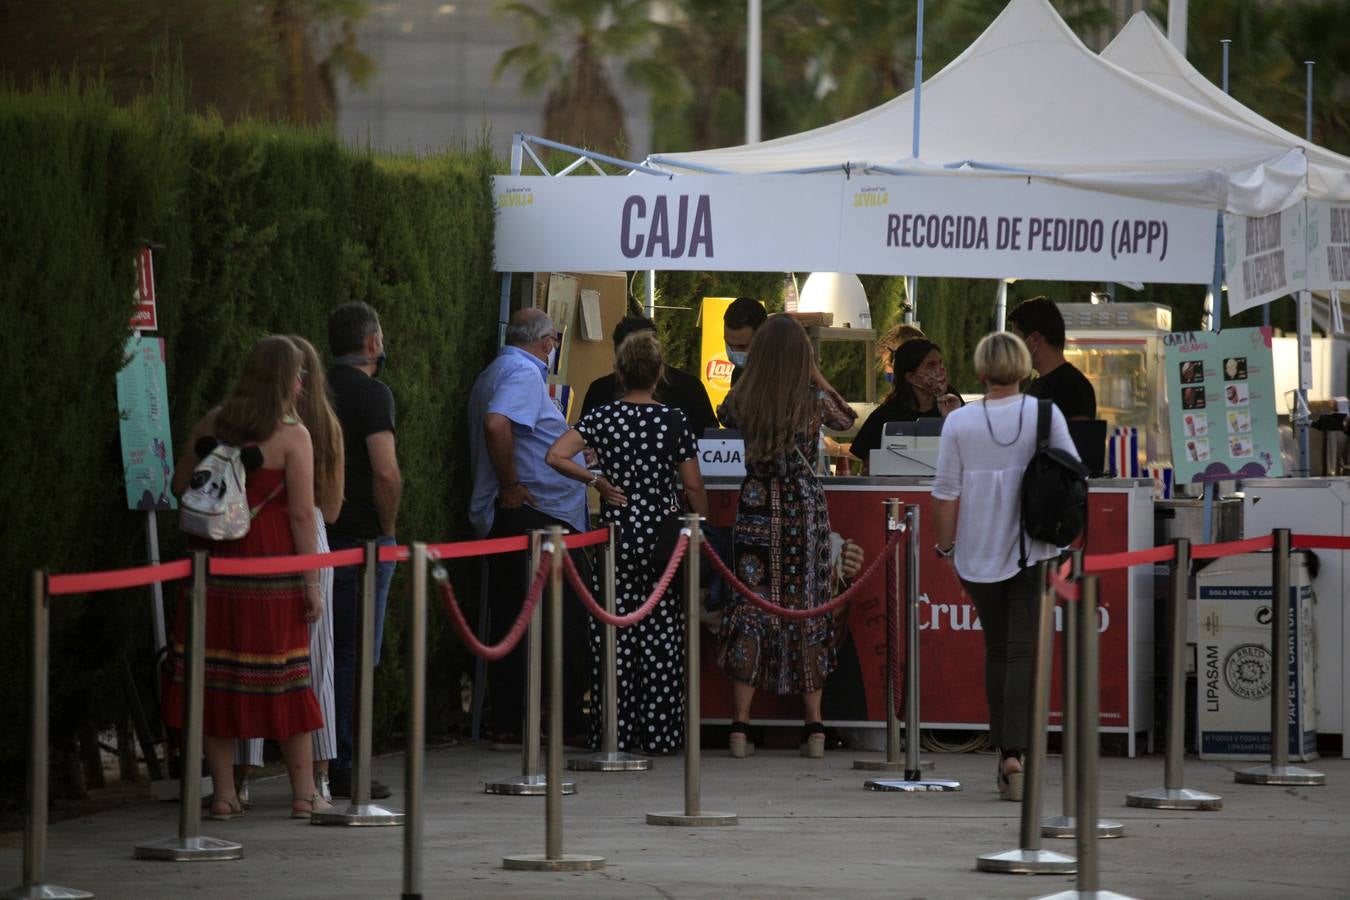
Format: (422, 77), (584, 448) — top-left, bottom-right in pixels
(497, 187), (534, 208)
(853, 186), (889, 208)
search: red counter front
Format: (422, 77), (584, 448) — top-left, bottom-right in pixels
(699, 478), (1156, 756)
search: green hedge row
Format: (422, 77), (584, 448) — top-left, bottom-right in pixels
(0, 78), (499, 792)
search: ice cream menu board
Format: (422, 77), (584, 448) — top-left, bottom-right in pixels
(1164, 326), (1282, 483)
(116, 334), (176, 510)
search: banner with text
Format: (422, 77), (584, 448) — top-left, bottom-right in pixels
(493, 174), (1218, 283)
(1223, 200), (1350, 313)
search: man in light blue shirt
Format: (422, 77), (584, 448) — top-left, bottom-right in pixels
(467, 307), (591, 744)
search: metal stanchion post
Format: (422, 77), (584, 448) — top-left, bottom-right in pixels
(855, 499), (929, 774)
(486, 531), (575, 796)
(978, 562), (1075, 875)
(2, 573), (94, 899)
(570, 522), (651, 772)
(135, 552), (243, 862)
(1236, 529), (1325, 786)
(504, 528), (604, 871)
(1036, 576), (1137, 900)
(402, 544), (428, 899)
(1128, 538), (1222, 810)
(1044, 551), (1124, 838)
(314, 541), (404, 825)
(867, 504), (957, 792)
(647, 515), (737, 827)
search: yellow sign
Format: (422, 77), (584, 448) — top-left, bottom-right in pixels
(698, 297), (737, 411)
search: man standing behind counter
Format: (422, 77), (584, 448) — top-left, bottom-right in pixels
(468, 307), (590, 746)
(1007, 296), (1096, 421)
(327, 301), (401, 800)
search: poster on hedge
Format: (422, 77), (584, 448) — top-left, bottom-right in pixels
(116, 334), (176, 510)
(1164, 326), (1282, 484)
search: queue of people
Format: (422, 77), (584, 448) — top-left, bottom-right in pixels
(168, 292), (1094, 811)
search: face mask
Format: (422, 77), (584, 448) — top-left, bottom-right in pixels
(914, 369), (947, 396)
(373, 351), (387, 378)
(726, 348), (748, 368)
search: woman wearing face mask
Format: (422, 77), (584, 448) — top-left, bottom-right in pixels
(849, 339), (962, 473)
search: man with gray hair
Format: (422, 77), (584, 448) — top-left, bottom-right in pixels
(468, 307), (590, 745)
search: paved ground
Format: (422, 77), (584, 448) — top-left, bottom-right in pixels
(2, 742), (1346, 899)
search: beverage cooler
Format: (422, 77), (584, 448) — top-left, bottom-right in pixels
(1059, 302), (1173, 466)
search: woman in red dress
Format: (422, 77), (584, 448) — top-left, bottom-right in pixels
(167, 335), (331, 819)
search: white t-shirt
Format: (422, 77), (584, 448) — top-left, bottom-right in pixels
(931, 394), (1080, 583)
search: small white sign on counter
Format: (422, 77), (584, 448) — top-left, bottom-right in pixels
(698, 437), (745, 477)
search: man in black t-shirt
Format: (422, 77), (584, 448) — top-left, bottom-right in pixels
(1007, 296), (1097, 421)
(326, 301), (401, 800)
(580, 316), (718, 438)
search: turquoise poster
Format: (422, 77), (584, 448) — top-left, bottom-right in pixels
(116, 335), (176, 510)
(1164, 326), (1283, 483)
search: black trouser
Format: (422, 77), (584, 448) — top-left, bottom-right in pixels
(962, 566), (1039, 753)
(485, 505), (591, 739)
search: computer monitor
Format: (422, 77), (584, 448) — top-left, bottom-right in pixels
(1067, 419), (1107, 477)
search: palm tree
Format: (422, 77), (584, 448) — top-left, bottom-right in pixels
(494, 0), (661, 160)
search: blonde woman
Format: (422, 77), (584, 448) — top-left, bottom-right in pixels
(931, 332), (1078, 801)
(716, 315), (856, 758)
(167, 336), (331, 819)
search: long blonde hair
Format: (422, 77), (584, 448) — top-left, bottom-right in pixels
(724, 314), (817, 463)
(216, 335), (302, 444)
(289, 335), (345, 513)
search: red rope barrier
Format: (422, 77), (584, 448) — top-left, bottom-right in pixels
(565, 528), (611, 549)
(421, 534), (528, 561)
(48, 559), (193, 596)
(1083, 543), (1176, 573)
(1292, 533), (1350, 551)
(208, 547), (364, 576)
(699, 529), (902, 620)
(431, 552), (551, 660)
(562, 534), (688, 627)
(1191, 534), (1274, 560)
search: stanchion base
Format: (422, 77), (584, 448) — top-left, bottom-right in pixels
(864, 778), (961, 792)
(1039, 815), (1126, 839)
(645, 811), (738, 827)
(976, 848), (1076, 874)
(852, 758), (935, 772)
(484, 775), (577, 796)
(309, 803), (406, 826)
(1125, 786), (1223, 810)
(567, 751), (651, 772)
(133, 835), (243, 861)
(1033, 890), (1140, 899)
(1234, 764), (1325, 786)
(501, 853), (605, 871)
(0, 884), (95, 899)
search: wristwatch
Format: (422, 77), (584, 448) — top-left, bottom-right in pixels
(934, 543), (955, 558)
(586, 474), (601, 488)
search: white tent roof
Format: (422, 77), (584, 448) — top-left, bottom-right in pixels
(648, 0), (1306, 216)
(1101, 11), (1350, 203)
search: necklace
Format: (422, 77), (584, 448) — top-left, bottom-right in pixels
(982, 395), (1027, 447)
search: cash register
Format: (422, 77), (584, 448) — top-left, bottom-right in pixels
(868, 419), (943, 476)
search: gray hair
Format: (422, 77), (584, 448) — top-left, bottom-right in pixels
(505, 310), (555, 346)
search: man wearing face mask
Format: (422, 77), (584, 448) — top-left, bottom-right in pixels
(468, 307), (591, 747)
(326, 301), (401, 799)
(723, 296), (768, 386)
(1007, 296), (1096, 421)
(849, 339), (962, 472)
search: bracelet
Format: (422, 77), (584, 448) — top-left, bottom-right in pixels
(934, 543), (955, 558)
(586, 474), (601, 488)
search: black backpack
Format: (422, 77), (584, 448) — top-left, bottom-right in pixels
(1019, 399), (1089, 568)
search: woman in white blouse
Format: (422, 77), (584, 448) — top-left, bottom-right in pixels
(930, 332), (1078, 802)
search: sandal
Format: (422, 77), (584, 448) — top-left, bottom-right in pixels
(728, 721), (755, 758)
(800, 721), (826, 759)
(999, 752), (1024, 802)
(206, 797), (244, 821)
(291, 793), (334, 819)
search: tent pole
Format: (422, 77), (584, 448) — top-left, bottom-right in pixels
(912, 0), (924, 160)
(746, 0), (761, 144)
(994, 280), (1007, 333)
(905, 277), (918, 327)
(1167, 0), (1188, 56)
(497, 133), (526, 348)
(646, 271), (656, 321)
(1296, 65), (1314, 475)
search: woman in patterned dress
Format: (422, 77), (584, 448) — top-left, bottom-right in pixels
(546, 331), (707, 753)
(168, 336), (332, 819)
(716, 314), (857, 758)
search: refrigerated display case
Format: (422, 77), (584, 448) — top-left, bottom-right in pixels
(1059, 302), (1173, 466)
